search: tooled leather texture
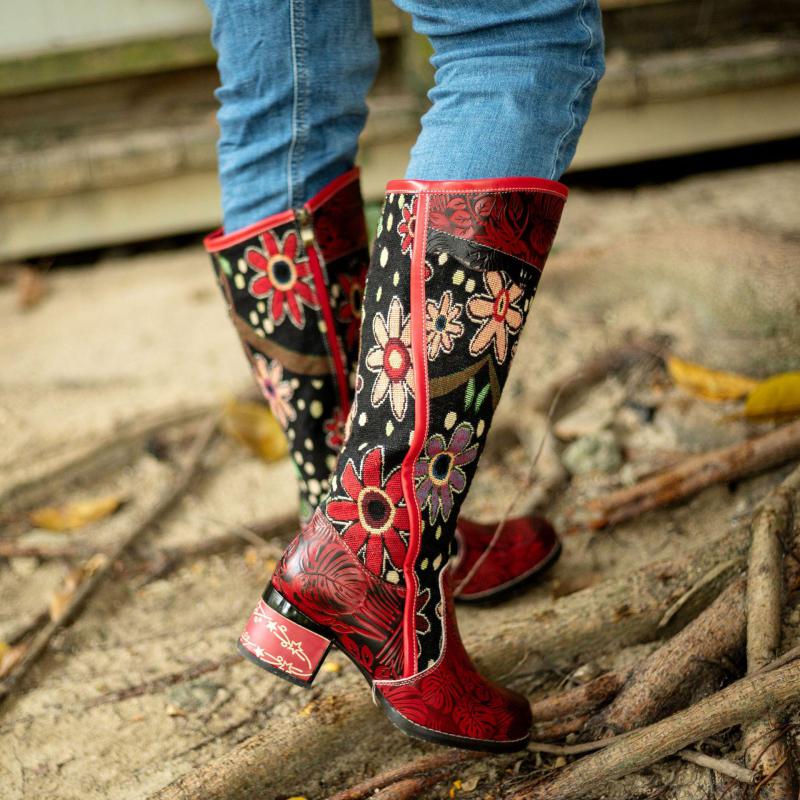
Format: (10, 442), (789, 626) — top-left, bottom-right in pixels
(452, 516), (559, 598)
(374, 571), (532, 743)
(271, 510), (406, 680)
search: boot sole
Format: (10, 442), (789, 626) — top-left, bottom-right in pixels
(239, 587), (529, 752)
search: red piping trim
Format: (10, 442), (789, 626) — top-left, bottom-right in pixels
(386, 176), (568, 200)
(305, 241), (351, 417)
(400, 192), (430, 676)
(204, 209), (296, 252)
(306, 167), (360, 212)
(204, 167), (361, 253)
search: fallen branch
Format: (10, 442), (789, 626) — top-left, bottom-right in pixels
(0, 415), (220, 709)
(508, 656), (800, 800)
(742, 465), (800, 798)
(591, 576), (746, 734)
(585, 419), (800, 529)
(530, 670), (628, 722)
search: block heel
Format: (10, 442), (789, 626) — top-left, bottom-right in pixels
(237, 587), (332, 687)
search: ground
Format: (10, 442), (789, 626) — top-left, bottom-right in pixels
(0, 161), (798, 800)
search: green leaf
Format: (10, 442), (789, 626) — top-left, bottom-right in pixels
(475, 384), (491, 412)
(217, 255), (232, 276)
(465, 377), (476, 410)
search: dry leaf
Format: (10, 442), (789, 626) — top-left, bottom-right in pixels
(0, 642), (28, 679)
(745, 372), (800, 419)
(221, 399), (287, 462)
(461, 776), (480, 792)
(667, 355), (758, 401)
(30, 495), (123, 532)
(49, 566), (84, 621)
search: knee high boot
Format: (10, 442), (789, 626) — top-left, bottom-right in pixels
(206, 168), (561, 597)
(239, 176), (568, 751)
(204, 169), (368, 522)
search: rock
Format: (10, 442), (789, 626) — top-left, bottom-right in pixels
(554, 379), (626, 441)
(166, 680), (222, 713)
(561, 431), (623, 475)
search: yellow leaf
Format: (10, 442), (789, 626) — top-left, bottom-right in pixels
(745, 372), (800, 419)
(667, 355), (758, 402)
(0, 642), (27, 679)
(221, 399), (288, 463)
(322, 661), (342, 673)
(286, 796), (308, 800)
(30, 495), (123, 532)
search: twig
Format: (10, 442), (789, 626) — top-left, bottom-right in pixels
(0, 415), (220, 709)
(742, 465), (800, 798)
(326, 750), (486, 800)
(83, 654), (241, 708)
(0, 404), (219, 516)
(531, 334), (670, 414)
(585, 420), (800, 529)
(507, 657), (800, 800)
(676, 750), (756, 784)
(530, 670), (629, 722)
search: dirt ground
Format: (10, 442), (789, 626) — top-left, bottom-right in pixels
(0, 161), (798, 800)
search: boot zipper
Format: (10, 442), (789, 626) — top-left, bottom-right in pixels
(295, 206), (315, 248)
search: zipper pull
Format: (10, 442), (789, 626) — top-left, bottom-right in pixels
(295, 206), (315, 248)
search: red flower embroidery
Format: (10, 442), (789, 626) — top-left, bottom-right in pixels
(323, 407), (348, 450)
(397, 196), (418, 255)
(326, 446), (410, 574)
(246, 229), (318, 327)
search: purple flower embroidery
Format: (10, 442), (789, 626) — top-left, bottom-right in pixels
(414, 423), (479, 522)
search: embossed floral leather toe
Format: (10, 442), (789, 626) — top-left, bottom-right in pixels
(452, 514), (561, 602)
(238, 176), (567, 752)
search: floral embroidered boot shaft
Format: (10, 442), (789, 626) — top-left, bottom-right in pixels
(320, 178), (567, 671)
(204, 170), (367, 521)
(241, 176), (568, 751)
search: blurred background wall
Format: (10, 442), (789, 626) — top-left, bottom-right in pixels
(0, 0), (799, 262)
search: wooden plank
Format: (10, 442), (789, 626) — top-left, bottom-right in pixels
(0, 0), (403, 95)
(3, 81), (800, 262)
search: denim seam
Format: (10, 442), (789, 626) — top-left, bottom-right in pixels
(550, 0), (599, 180)
(287, 0), (309, 207)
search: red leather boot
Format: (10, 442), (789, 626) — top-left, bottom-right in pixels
(205, 168), (561, 597)
(238, 176), (568, 751)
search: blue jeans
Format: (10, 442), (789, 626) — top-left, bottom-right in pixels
(205, 0), (605, 233)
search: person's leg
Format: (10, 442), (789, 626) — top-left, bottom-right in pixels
(204, 0), (379, 232)
(203, 0), (376, 518)
(397, 0), (605, 180)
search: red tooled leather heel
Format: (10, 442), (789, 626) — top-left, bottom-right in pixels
(237, 588), (333, 687)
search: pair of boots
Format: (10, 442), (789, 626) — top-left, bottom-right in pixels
(205, 168), (567, 751)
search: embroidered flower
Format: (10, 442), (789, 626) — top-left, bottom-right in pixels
(252, 354), (296, 427)
(397, 196), (417, 255)
(466, 271), (524, 364)
(336, 271), (365, 352)
(323, 407), (348, 450)
(425, 290), (464, 360)
(365, 297), (415, 421)
(414, 423), (479, 522)
(326, 446), (410, 573)
(246, 229), (318, 328)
